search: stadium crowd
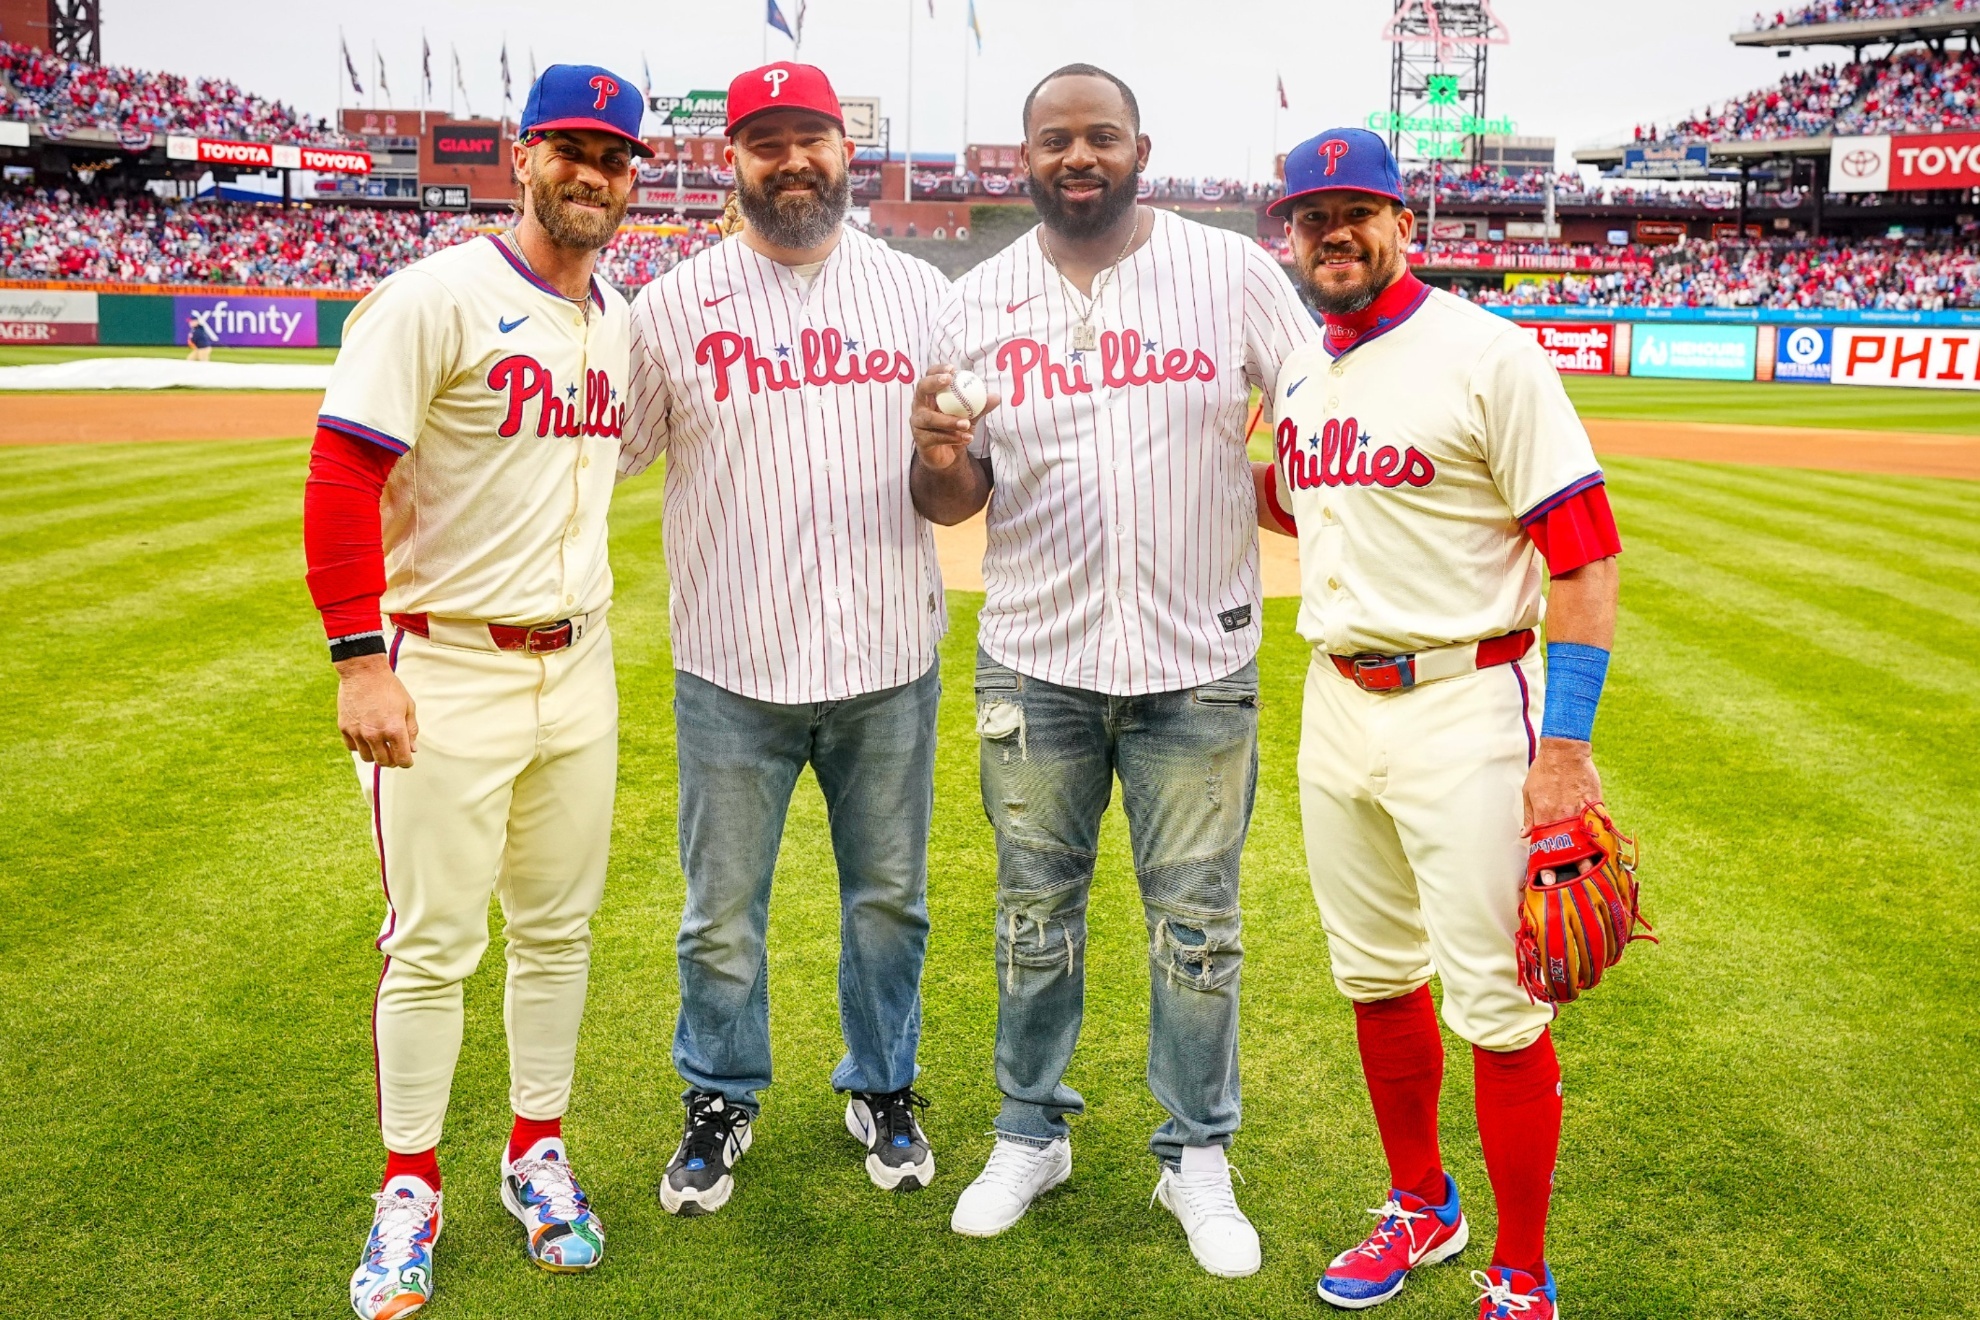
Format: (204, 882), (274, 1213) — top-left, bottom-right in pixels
(1752, 0), (1976, 29)
(1633, 47), (1979, 142)
(0, 188), (720, 290)
(0, 40), (355, 146)
(1462, 236), (1980, 310)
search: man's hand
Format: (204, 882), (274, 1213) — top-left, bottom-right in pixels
(1523, 736), (1602, 834)
(336, 653), (418, 768)
(911, 365), (1000, 472)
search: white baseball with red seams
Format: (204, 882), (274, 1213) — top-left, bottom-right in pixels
(936, 368), (989, 419)
(929, 207), (1318, 696)
(316, 234), (632, 1154)
(618, 226), (953, 704)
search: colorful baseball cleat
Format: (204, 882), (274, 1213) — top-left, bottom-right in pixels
(845, 1086), (935, 1191)
(499, 1138), (605, 1272)
(349, 1179), (442, 1320)
(1474, 1266), (1558, 1319)
(1317, 1173), (1469, 1309)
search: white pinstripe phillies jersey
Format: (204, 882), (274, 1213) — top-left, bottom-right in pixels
(619, 228), (952, 704)
(931, 208), (1318, 696)
(318, 235), (630, 625)
(1272, 285), (1603, 657)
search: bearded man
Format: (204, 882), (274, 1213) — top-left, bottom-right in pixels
(306, 65), (644, 1319)
(618, 62), (954, 1216)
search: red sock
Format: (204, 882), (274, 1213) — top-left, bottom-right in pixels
(1352, 985), (1447, 1205)
(1473, 1029), (1562, 1279)
(508, 1114), (563, 1163)
(382, 1147), (440, 1191)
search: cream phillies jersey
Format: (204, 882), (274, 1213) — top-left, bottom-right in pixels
(1273, 283), (1602, 657)
(931, 207), (1318, 696)
(318, 234), (630, 626)
(618, 228), (952, 704)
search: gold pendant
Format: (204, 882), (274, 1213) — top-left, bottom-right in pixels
(1072, 322), (1099, 352)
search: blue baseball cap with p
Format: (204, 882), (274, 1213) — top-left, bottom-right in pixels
(1268, 127), (1403, 217)
(519, 63), (654, 157)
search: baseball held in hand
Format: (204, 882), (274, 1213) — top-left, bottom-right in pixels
(936, 370), (989, 420)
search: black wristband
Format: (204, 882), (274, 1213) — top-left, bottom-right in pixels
(329, 633), (388, 663)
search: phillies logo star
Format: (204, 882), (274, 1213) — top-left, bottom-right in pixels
(590, 75), (619, 110)
(1320, 139), (1350, 175)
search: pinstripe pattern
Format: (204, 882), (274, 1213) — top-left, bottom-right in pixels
(620, 229), (952, 704)
(930, 208), (1318, 696)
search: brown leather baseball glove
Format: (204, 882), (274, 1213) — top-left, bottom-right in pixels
(1516, 805), (1654, 1005)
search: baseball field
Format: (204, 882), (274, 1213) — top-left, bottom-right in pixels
(3, 361), (1976, 1319)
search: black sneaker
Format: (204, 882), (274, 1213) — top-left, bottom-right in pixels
(660, 1091), (753, 1216)
(844, 1086), (934, 1191)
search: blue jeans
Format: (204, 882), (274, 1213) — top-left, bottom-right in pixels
(671, 663), (939, 1112)
(974, 648), (1258, 1164)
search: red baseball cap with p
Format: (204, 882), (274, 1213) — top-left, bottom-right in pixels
(726, 62), (845, 136)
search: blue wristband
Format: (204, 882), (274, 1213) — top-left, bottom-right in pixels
(1541, 642), (1610, 742)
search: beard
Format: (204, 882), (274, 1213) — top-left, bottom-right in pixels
(1299, 242), (1400, 316)
(736, 163), (851, 249)
(1029, 166), (1140, 242)
(530, 173), (628, 252)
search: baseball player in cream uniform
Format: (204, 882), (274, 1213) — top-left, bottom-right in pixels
(1259, 130), (1622, 1320)
(303, 65), (647, 1320)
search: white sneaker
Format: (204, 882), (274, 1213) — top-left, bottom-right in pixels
(1153, 1144), (1261, 1279)
(949, 1136), (1072, 1236)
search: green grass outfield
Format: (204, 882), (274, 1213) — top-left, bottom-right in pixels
(1558, 374), (1980, 434)
(2, 441), (1976, 1320)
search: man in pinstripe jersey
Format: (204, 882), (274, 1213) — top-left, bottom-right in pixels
(910, 64), (1318, 1276)
(619, 63), (953, 1216)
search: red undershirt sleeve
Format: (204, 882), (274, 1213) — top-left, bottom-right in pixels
(303, 425), (399, 640)
(1523, 483), (1622, 577)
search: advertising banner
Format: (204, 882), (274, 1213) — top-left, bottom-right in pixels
(1521, 322), (1616, 374)
(1630, 324), (1757, 380)
(1622, 144), (1710, 178)
(1774, 326), (1833, 382)
(631, 188), (725, 210)
(431, 124), (501, 165)
(0, 289), (98, 344)
(173, 295), (319, 348)
(1832, 327), (1980, 390)
(1829, 131), (1980, 193)
(1635, 220), (1689, 246)
(165, 134), (371, 175)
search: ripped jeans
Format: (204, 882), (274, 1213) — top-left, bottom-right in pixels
(974, 647), (1257, 1164)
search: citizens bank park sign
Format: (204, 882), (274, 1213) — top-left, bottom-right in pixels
(1828, 130), (1980, 193)
(165, 135), (372, 175)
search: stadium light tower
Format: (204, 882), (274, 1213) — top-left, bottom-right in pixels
(51, 0), (98, 62)
(1381, 0), (1508, 168)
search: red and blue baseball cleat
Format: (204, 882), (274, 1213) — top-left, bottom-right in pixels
(1317, 1172), (1469, 1309)
(1473, 1265), (1558, 1319)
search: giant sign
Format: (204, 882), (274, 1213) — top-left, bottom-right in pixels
(0, 289), (98, 344)
(165, 134), (372, 175)
(1630, 324), (1757, 381)
(431, 124), (500, 165)
(1832, 327), (1980, 390)
(1829, 131), (1980, 193)
(1520, 322), (1616, 375)
(173, 295), (319, 348)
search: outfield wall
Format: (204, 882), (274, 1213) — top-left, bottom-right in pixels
(0, 281), (361, 349)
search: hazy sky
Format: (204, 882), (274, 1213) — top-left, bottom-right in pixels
(101, 0), (1850, 176)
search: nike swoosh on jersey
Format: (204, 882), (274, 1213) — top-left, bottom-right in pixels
(498, 315), (529, 333)
(1285, 376), (1307, 395)
(704, 294), (736, 308)
(1005, 294), (1039, 314)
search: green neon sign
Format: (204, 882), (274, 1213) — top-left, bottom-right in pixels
(1363, 108), (1518, 160)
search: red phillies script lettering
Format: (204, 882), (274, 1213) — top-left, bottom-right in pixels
(995, 331), (1215, 405)
(694, 330), (915, 401)
(1276, 416), (1435, 489)
(487, 355), (625, 439)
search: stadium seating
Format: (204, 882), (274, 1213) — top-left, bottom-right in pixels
(1635, 46), (1979, 142)
(0, 40), (355, 145)
(1753, 0), (1975, 30)
(0, 189), (721, 290)
(1461, 237), (1980, 310)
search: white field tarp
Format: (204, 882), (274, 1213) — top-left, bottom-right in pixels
(0, 358), (332, 390)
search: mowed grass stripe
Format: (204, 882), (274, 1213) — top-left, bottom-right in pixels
(0, 437), (299, 510)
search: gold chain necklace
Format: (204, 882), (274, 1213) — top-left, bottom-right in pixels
(1043, 210), (1143, 351)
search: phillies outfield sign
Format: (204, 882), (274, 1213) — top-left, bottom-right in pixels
(1832, 327), (1980, 391)
(1828, 131), (1980, 193)
(166, 135), (372, 175)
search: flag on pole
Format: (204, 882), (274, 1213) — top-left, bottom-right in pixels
(376, 48), (391, 102)
(529, 48), (538, 88)
(341, 34), (364, 96)
(452, 44), (472, 116)
(421, 34), (433, 106)
(767, 0), (796, 40)
(927, 0), (935, 16)
(967, 0), (983, 50)
(1277, 73), (1288, 109)
(501, 42), (514, 113)
(795, 0), (809, 52)
(642, 54), (654, 100)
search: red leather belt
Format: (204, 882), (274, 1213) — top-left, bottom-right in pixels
(391, 612), (578, 654)
(1330, 629), (1535, 693)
